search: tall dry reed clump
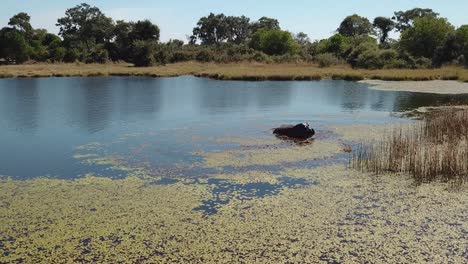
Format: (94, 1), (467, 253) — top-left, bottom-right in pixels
(352, 109), (468, 184)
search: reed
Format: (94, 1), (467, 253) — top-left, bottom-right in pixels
(352, 109), (468, 184)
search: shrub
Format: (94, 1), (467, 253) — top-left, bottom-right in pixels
(87, 45), (109, 64)
(315, 53), (342, 68)
(50, 47), (66, 62)
(196, 48), (215, 62)
(64, 48), (80, 63)
(132, 40), (157, 67)
(249, 29), (299, 56)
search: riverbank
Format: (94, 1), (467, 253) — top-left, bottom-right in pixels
(2, 62), (468, 83)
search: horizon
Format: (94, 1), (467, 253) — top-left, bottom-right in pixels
(1, 0), (468, 42)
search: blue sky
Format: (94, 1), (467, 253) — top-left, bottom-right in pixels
(1, 0), (467, 42)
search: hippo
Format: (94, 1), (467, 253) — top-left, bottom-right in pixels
(273, 123), (316, 140)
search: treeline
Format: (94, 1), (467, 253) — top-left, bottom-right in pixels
(1, 4), (468, 69)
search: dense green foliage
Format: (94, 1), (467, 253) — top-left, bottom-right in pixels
(337, 15), (373, 37)
(0, 4), (467, 69)
(249, 30), (298, 55)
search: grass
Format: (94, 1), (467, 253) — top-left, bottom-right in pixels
(352, 108), (468, 184)
(2, 61), (468, 81)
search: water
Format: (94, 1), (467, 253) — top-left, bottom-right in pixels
(1, 76), (467, 180)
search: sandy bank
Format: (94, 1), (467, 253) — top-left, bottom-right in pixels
(362, 80), (468, 94)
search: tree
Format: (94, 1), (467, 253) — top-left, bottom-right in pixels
(56, 3), (114, 51)
(8, 12), (33, 38)
(373, 17), (395, 46)
(192, 13), (229, 45)
(250, 17), (280, 34)
(393, 8), (439, 32)
(0, 28), (30, 63)
(225, 16), (251, 44)
(129, 20), (160, 42)
(295, 32), (311, 46)
(318, 34), (350, 57)
(400, 16), (454, 58)
(192, 13), (252, 45)
(337, 14), (373, 37)
(249, 29), (298, 55)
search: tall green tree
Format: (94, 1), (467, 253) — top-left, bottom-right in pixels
(225, 16), (251, 44)
(0, 28), (30, 63)
(129, 20), (160, 42)
(56, 3), (114, 51)
(8, 12), (33, 39)
(393, 8), (439, 32)
(373, 17), (395, 46)
(337, 14), (373, 37)
(192, 13), (229, 45)
(400, 16), (454, 58)
(250, 17), (280, 34)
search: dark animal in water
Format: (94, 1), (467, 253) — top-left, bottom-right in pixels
(273, 123), (315, 140)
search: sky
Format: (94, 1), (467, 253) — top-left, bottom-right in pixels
(1, 0), (467, 42)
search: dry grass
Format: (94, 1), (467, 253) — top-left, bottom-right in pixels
(352, 109), (468, 184)
(2, 62), (468, 81)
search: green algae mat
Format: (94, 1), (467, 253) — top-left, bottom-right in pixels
(1, 130), (467, 263)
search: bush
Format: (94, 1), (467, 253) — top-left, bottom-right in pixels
(50, 47), (66, 62)
(317, 34), (350, 57)
(196, 48), (215, 62)
(170, 50), (195, 63)
(248, 51), (271, 62)
(132, 40), (157, 67)
(315, 53), (342, 68)
(250, 29), (299, 56)
(64, 48), (80, 63)
(87, 45), (109, 64)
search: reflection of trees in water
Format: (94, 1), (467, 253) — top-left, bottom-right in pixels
(67, 77), (162, 133)
(66, 78), (113, 133)
(0, 79), (40, 133)
(319, 80), (398, 112)
(115, 78), (161, 120)
(196, 79), (293, 113)
(391, 92), (468, 112)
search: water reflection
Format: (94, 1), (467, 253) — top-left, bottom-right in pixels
(392, 92), (468, 111)
(1, 76), (468, 178)
(0, 79), (39, 133)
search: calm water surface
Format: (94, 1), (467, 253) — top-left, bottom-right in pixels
(1, 76), (467, 179)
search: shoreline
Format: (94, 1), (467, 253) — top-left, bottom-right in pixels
(3, 62), (468, 94)
(0, 62), (467, 79)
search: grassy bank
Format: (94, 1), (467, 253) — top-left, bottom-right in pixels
(2, 62), (468, 81)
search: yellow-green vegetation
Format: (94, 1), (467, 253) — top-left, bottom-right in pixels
(211, 171), (280, 184)
(214, 136), (281, 147)
(3, 62), (468, 82)
(195, 140), (342, 168)
(0, 165), (466, 263)
(353, 108), (468, 183)
(72, 154), (99, 159)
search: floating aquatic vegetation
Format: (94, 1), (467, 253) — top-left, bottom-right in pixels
(214, 136), (282, 148)
(195, 140), (342, 168)
(72, 154), (99, 159)
(1, 166), (466, 263)
(73, 142), (104, 151)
